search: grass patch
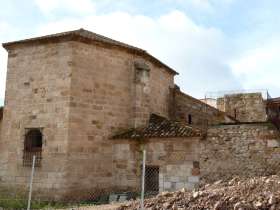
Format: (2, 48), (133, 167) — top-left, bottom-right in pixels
(0, 199), (71, 209)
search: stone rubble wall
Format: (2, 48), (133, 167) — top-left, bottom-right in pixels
(173, 89), (232, 129)
(112, 137), (200, 193)
(200, 123), (280, 183)
(217, 93), (267, 122)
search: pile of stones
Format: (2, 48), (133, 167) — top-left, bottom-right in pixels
(118, 175), (280, 210)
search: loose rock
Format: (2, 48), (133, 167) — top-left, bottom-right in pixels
(117, 175), (280, 210)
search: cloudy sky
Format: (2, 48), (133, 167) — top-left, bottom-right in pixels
(0, 0), (280, 105)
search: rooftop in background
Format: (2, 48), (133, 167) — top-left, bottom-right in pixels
(2, 28), (178, 75)
(205, 89), (271, 100)
(112, 113), (201, 139)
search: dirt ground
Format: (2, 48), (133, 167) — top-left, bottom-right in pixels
(56, 203), (122, 210)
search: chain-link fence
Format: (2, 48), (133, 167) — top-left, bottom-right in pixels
(0, 149), (199, 209)
(0, 155), (86, 210)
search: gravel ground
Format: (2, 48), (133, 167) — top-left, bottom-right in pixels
(55, 203), (122, 210)
(118, 175), (280, 210)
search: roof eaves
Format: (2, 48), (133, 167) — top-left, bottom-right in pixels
(2, 29), (178, 75)
(2, 29), (79, 49)
(112, 114), (202, 140)
(144, 52), (178, 75)
(267, 97), (280, 103)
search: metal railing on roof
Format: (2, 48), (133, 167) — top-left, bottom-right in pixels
(205, 89), (270, 100)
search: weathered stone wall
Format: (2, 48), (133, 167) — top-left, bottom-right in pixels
(266, 98), (280, 129)
(173, 89), (231, 129)
(0, 114), (2, 144)
(200, 123), (280, 183)
(0, 36), (175, 199)
(0, 115), (3, 180)
(133, 60), (174, 127)
(112, 137), (200, 193)
(64, 41), (175, 197)
(0, 42), (72, 199)
(217, 93), (267, 122)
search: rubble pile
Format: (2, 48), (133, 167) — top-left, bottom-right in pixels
(118, 175), (280, 210)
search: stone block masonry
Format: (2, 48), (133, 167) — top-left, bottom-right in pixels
(1, 29), (280, 201)
(0, 29), (177, 200)
(200, 122), (280, 183)
(112, 137), (200, 193)
(172, 87), (233, 129)
(0, 42), (72, 199)
(217, 93), (267, 122)
(64, 40), (175, 198)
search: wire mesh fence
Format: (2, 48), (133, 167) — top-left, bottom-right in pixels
(0, 150), (198, 209)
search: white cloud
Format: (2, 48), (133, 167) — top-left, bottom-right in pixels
(164, 0), (234, 13)
(36, 10), (241, 98)
(189, 0), (213, 11)
(34, 0), (95, 15)
(230, 39), (280, 97)
(190, 0), (234, 8)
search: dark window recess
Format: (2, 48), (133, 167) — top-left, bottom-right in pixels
(23, 129), (43, 167)
(234, 109), (237, 119)
(142, 166), (159, 194)
(188, 114), (192, 124)
(193, 161), (200, 169)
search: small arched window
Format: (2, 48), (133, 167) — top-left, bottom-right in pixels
(23, 129), (43, 167)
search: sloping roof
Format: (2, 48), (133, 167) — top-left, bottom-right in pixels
(267, 97), (280, 103)
(2, 29), (178, 75)
(112, 114), (202, 139)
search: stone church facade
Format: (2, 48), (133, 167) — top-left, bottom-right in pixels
(0, 29), (279, 200)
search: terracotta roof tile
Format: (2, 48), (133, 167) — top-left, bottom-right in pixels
(267, 97), (280, 103)
(112, 114), (201, 139)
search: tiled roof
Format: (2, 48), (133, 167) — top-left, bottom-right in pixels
(267, 97), (280, 103)
(112, 114), (202, 139)
(2, 29), (178, 75)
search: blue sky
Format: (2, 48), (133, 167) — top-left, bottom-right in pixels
(1, 0), (280, 106)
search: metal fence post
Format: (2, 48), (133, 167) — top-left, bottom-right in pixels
(140, 150), (146, 210)
(27, 155), (36, 210)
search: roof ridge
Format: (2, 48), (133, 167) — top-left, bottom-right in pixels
(74, 28), (145, 52)
(2, 28), (178, 75)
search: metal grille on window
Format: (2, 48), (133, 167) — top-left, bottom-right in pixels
(23, 129), (43, 167)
